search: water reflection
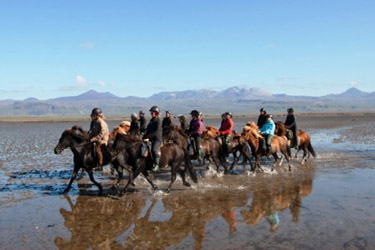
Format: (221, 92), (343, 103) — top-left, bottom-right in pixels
(241, 169), (313, 232)
(55, 168), (314, 249)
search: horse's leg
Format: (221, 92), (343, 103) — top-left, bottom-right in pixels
(122, 167), (141, 193)
(167, 164), (177, 193)
(179, 168), (191, 187)
(255, 155), (264, 173)
(87, 169), (103, 194)
(142, 170), (157, 191)
(301, 146), (308, 165)
(62, 166), (80, 194)
(278, 154), (285, 167)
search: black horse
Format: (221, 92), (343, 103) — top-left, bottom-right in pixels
(113, 133), (198, 193)
(54, 126), (129, 194)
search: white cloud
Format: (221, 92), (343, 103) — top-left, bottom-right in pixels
(58, 75), (88, 92)
(75, 75), (87, 86)
(79, 42), (95, 49)
(97, 80), (107, 87)
(349, 81), (359, 87)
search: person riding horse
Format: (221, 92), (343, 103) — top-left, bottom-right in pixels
(285, 107), (299, 149)
(219, 112), (234, 160)
(188, 110), (204, 163)
(88, 108), (109, 166)
(178, 114), (189, 134)
(143, 106), (163, 171)
(139, 111), (147, 135)
(129, 113), (140, 135)
(162, 110), (174, 132)
(257, 108), (267, 129)
(259, 114), (275, 155)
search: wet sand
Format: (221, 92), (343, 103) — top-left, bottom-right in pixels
(1, 114), (375, 249)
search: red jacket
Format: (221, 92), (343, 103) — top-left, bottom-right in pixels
(219, 118), (234, 135)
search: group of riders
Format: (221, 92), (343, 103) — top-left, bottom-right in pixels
(88, 106), (299, 171)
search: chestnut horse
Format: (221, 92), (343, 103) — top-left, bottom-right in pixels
(243, 126), (292, 172)
(274, 122), (316, 164)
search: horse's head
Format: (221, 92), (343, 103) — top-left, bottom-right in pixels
(274, 121), (286, 136)
(54, 126), (88, 154)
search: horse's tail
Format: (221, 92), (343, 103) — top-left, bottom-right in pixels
(307, 142), (316, 158)
(184, 149), (198, 183)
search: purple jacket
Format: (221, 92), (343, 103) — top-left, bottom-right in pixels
(189, 118), (204, 135)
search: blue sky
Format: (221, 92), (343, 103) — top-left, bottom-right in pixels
(0, 0), (374, 100)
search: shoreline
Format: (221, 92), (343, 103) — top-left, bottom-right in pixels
(0, 111), (375, 122)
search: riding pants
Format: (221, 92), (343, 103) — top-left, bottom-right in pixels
(191, 134), (202, 160)
(264, 134), (273, 154)
(151, 140), (161, 165)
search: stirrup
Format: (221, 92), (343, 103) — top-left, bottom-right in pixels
(152, 164), (159, 172)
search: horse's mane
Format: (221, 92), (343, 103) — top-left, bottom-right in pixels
(115, 133), (142, 143)
(245, 122), (259, 130)
(176, 126), (188, 138)
(69, 126), (89, 142)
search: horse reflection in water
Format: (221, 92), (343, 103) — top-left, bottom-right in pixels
(55, 168), (314, 249)
(241, 168), (314, 232)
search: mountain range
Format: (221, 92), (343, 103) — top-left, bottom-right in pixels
(0, 86), (374, 117)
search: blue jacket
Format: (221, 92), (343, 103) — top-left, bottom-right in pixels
(259, 120), (275, 136)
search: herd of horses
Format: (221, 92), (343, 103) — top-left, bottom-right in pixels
(54, 120), (316, 195)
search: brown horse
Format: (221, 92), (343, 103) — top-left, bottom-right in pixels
(204, 126), (251, 172)
(243, 126), (292, 172)
(274, 122), (316, 164)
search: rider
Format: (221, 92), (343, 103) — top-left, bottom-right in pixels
(178, 114), (189, 134)
(129, 113), (140, 135)
(189, 110), (204, 163)
(219, 112), (234, 158)
(139, 111), (147, 135)
(162, 110), (173, 131)
(257, 108), (267, 129)
(285, 107), (299, 149)
(143, 106), (163, 171)
(89, 108), (109, 166)
(259, 114), (275, 155)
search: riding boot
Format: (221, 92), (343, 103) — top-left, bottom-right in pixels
(197, 149), (202, 162)
(152, 157), (160, 172)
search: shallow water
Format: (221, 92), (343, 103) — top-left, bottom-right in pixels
(1, 115), (375, 249)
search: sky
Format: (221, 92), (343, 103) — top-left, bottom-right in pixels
(0, 0), (374, 100)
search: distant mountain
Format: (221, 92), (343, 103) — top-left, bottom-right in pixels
(325, 87), (370, 98)
(0, 86), (374, 117)
(49, 90), (122, 102)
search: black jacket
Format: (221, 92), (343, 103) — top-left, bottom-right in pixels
(285, 114), (297, 130)
(162, 117), (173, 128)
(144, 116), (162, 141)
(139, 117), (147, 133)
(257, 114), (267, 128)
(129, 120), (140, 134)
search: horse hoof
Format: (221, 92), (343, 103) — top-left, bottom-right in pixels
(183, 182), (191, 187)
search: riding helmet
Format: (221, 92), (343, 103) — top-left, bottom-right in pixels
(139, 111), (145, 115)
(260, 108), (264, 112)
(91, 107), (102, 116)
(149, 106), (160, 113)
(225, 112), (233, 118)
(190, 110), (199, 117)
(131, 113), (138, 118)
(287, 107), (294, 113)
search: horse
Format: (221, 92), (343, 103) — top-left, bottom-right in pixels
(113, 133), (197, 193)
(274, 121), (316, 164)
(203, 126), (251, 172)
(162, 125), (189, 150)
(243, 126), (292, 172)
(54, 126), (128, 194)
